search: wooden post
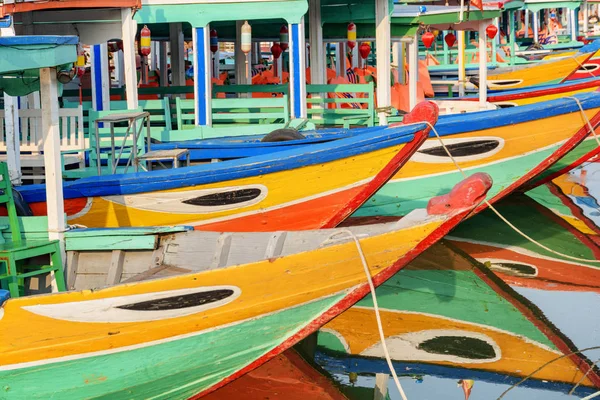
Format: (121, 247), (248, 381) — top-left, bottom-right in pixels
(408, 34), (418, 110)
(392, 41), (402, 84)
(91, 43), (110, 112)
(169, 22), (186, 87)
(375, 0), (391, 125)
(479, 21), (488, 109)
(159, 41), (168, 87)
(290, 19), (307, 118)
(235, 21), (249, 85)
(533, 11), (539, 42)
(39, 67), (66, 260)
(193, 26), (212, 126)
(458, 30), (466, 97)
(570, 8), (578, 41)
(584, 1), (589, 37)
(509, 10), (516, 65)
(121, 7), (138, 109)
(442, 30), (450, 64)
(374, 373), (389, 400)
(524, 9), (530, 38)
(309, 0), (325, 85)
(492, 18), (499, 67)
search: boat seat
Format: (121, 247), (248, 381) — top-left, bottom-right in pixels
(0, 162), (66, 298)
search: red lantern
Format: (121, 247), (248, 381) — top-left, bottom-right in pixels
(358, 42), (371, 59)
(347, 22), (357, 50)
(140, 25), (151, 56)
(280, 25), (289, 52)
(421, 31), (435, 49)
(271, 42), (283, 59)
(486, 24), (498, 39)
(444, 32), (456, 47)
(210, 29), (218, 53)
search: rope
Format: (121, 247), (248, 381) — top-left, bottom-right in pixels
(568, 54), (598, 79)
(416, 120), (600, 264)
(323, 230), (409, 400)
(565, 97), (600, 147)
(375, 106), (394, 115)
(582, 391), (600, 400)
(570, 358), (600, 395)
(495, 345), (600, 399)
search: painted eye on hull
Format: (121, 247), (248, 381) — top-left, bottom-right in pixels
(182, 189), (262, 207)
(117, 289), (235, 311)
(487, 262), (537, 277)
(418, 140), (500, 158)
(577, 64), (599, 73)
(417, 336), (497, 360)
(489, 79), (523, 87)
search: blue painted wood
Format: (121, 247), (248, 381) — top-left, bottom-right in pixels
(17, 122), (425, 203)
(291, 23), (302, 119)
(0, 36), (78, 46)
(195, 27), (208, 126)
(92, 44), (103, 113)
(0, 16), (12, 29)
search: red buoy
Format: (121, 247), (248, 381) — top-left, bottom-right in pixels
(280, 25), (289, 52)
(210, 29), (218, 53)
(140, 25), (151, 56)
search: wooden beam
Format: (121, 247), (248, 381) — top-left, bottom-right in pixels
(0, 0), (141, 18)
(309, 0), (325, 85)
(408, 34), (418, 110)
(106, 250), (125, 285)
(478, 20), (487, 109)
(65, 251), (79, 290)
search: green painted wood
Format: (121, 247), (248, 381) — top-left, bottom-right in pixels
(0, 293), (344, 399)
(65, 236), (157, 251)
(213, 84), (289, 95)
(0, 44), (76, 76)
(135, 0), (308, 26)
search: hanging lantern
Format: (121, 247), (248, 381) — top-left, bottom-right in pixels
(210, 29), (219, 54)
(347, 22), (357, 50)
(140, 25), (151, 56)
(358, 42), (371, 60)
(241, 21), (252, 54)
(432, 29), (440, 37)
(444, 32), (456, 47)
(75, 44), (86, 78)
(421, 31), (435, 49)
(486, 24), (498, 39)
(271, 42), (283, 59)
(280, 25), (289, 51)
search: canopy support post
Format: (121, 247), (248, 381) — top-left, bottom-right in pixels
(408, 34), (418, 110)
(121, 7), (138, 110)
(0, 23), (20, 185)
(478, 21), (488, 109)
(290, 19), (307, 118)
(91, 43), (110, 112)
(458, 30), (465, 97)
(375, 0), (391, 125)
(169, 23), (186, 88)
(309, 0), (325, 85)
(193, 25), (212, 126)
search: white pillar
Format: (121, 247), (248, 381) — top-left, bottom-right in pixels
(121, 8), (138, 109)
(458, 30), (466, 97)
(290, 19), (307, 118)
(309, 0), (325, 85)
(159, 42), (168, 86)
(524, 10), (530, 38)
(584, 1), (590, 37)
(478, 21), (488, 108)
(533, 12), (539, 42)
(408, 35), (418, 110)
(193, 26), (212, 126)
(170, 23), (186, 87)
(375, 0), (391, 125)
(114, 50), (125, 88)
(570, 9), (577, 41)
(336, 42), (345, 77)
(235, 21), (250, 85)
(39, 67), (66, 256)
(0, 23), (20, 184)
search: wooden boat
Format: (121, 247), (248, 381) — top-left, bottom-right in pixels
(317, 240), (600, 388)
(15, 104), (437, 230)
(448, 194), (600, 293)
(0, 173), (491, 400)
(471, 52), (594, 90)
(457, 77), (600, 107)
(151, 94), (600, 222)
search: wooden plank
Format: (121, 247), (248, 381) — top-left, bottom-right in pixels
(105, 250), (125, 285)
(374, 374), (389, 400)
(264, 232), (287, 259)
(65, 250), (79, 290)
(65, 235), (157, 251)
(210, 233), (232, 269)
(212, 98), (288, 108)
(307, 83), (373, 93)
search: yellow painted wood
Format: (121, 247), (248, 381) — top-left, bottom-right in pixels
(0, 217), (445, 368)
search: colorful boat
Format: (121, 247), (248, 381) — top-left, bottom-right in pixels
(317, 240), (600, 388)
(0, 173), (491, 400)
(155, 94), (600, 221)
(458, 76), (600, 107)
(448, 194), (600, 292)
(15, 105), (437, 230)
(471, 52), (594, 90)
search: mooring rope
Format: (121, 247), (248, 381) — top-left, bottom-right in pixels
(401, 119), (600, 264)
(566, 97), (600, 146)
(322, 230), (409, 400)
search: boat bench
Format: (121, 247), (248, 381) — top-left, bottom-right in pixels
(306, 83), (375, 128)
(175, 95), (290, 130)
